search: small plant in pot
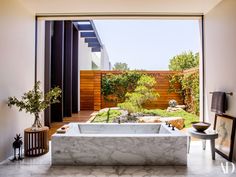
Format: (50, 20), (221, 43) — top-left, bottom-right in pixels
(7, 81), (61, 130)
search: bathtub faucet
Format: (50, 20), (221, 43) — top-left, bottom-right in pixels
(118, 117), (121, 124)
(171, 125), (175, 131)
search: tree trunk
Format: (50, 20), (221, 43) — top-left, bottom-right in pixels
(32, 113), (43, 130)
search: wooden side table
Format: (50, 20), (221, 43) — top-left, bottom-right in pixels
(188, 128), (218, 160)
(24, 126), (49, 157)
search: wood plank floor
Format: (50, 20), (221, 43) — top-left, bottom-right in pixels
(48, 110), (95, 139)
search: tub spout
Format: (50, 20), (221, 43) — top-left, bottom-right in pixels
(171, 125), (175, 131)
(118, 117), (121, 124)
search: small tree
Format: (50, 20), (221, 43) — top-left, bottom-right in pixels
(8, 81), (61, 130)
(101, 71), (143, 102)
(169, 51), (199, 71)
(113, 62), (129, 71)
(118, 75), (159, 114)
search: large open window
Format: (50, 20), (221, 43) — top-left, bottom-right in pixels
(36, 15), (204, 130)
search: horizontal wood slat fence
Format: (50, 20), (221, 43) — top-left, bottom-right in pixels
(80, 70), (187, 111)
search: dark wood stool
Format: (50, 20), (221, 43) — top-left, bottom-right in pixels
(24, 126), (49, 157)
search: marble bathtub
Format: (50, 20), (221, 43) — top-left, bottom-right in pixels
(51, 123), (188, 165)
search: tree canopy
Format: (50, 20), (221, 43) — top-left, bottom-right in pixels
(169, 51), (199, 71)
(118, 74), (159, 114)
(113, 62), (129, 71)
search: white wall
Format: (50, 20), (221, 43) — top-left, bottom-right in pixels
(78, 33), (93, 70)
(19, 0), (223, 15)
(36, 19), (46, 125)
(0, 0), (35, 161)
(101, 45), (111, 70)
(204, 0), (236, 161)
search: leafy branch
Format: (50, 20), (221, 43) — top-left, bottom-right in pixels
(8, 81), (62, 115)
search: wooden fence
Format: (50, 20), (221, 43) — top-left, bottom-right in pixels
(80, 71), (101, 110)
(80, 70), (183, 111)
(183, 67), (199, 75)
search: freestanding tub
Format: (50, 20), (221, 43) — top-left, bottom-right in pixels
(52, 123), (188, 165)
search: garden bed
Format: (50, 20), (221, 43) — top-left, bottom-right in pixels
(91, 108), (199, 128)
(92, 109), (122, 123)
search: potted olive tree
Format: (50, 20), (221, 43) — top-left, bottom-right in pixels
(8, 81), (61, 130)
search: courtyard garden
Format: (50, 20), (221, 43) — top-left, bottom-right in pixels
(92, 108), (198, 128)
(89, 51), (200, 129)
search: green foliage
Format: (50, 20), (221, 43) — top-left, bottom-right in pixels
(117, 102), (139, 114)
(182, 72), (199, 114)
(92, 110), (122, 123)
(169, 71), (199, 115)
(8, 81), (62, 115)
(106, 108), (111, 123)
(169, 51), (199, 71)
(92, 108), (198, 127)
(168, 74), (183, 94)
(101, 71), (143, 102)
(142, 109), (198, 128)
(168, 51), (200, 115)
(118, 75), (159, 113)
(113, 62), (129, 71)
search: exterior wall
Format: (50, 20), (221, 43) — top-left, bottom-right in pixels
(101, 46), (111, 70)
(78, 41), (108, 70)
(78, 32), (93, 70)
(204, 0), (236, 161)
(0, 0), (35, 161)
(91, 52), (101, 70)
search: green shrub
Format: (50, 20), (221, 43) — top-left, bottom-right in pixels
(169, 71), (199, 115)
(92, 110), (122, 123)
(117, 102), (139, 114)
(118, 75), (159, 114)
(143, 109), (198, 128)
(168, 51), (199, 115)
(101, 71), (143, 102)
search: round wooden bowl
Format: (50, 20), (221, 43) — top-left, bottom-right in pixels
(191, 121), (211, 132)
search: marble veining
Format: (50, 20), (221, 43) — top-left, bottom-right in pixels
(52, 123), (187, 165)
(78, 123), (162, 134)
(0, 141), (235, 177)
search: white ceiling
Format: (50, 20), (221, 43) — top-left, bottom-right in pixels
(18, 0), (224, 16)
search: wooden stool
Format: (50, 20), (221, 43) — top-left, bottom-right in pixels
(24, 126), (49, 157)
